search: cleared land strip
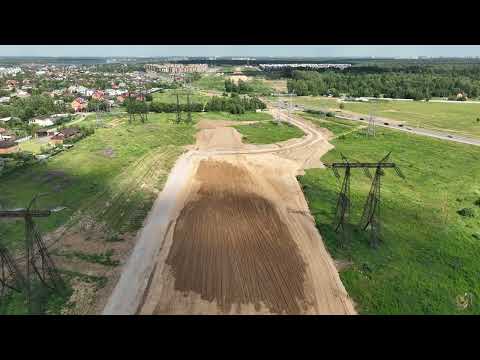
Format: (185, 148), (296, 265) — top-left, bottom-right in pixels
(105, 108), (356, 315)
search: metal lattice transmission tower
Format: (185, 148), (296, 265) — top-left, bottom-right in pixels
(0, 245), (26, 298)
(287, 91), (295, 123)
(276, 99), (283, 124)
(186, 90), (192, 124)
(95, 103), (103, 128)
(137, 79), (148, 123)
(332, 155), (351, 244)
(359, 152), (405, 247)
(0, 194), (65, 313)
(175, 91), (182, 124)
(326, 152), (404, 248)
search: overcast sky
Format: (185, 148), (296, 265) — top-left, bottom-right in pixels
(1, 45), (480, 58)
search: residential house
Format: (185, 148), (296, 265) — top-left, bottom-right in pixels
(92, 90), (105, 101)
(0, 129), (15, 141)
(50, 127), (81, 145)
(29, 116), (55, 127)
(71, 97), (88, 112)
(0, 140), (19, 154)
(84, 89), (95, 97)
(0, 117), (12, 123)
(6, 80), (18, 90)
(15, 90), (30, 98)
(0, 97), (10, 104)
(35, 128), (56, 138)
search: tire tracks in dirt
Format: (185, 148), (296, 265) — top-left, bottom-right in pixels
(104, 109), (356, 315)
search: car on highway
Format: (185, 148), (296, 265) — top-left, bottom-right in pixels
(447, 135), (453, 138)
(398, 124), (404, 127)
(384, 122), (389, 125)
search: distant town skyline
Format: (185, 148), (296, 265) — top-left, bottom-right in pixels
(1, 45), (480, 58)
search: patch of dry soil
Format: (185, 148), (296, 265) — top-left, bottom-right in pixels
(139, 153), (354, 314)
(108, 110), (356, 315)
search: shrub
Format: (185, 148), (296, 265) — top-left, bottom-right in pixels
(457, 208), (475, 218)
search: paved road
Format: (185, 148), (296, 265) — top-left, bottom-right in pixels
(270, 96), (480, 146)
(334, 111), (480, 147)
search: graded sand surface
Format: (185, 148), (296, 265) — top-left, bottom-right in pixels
(104, 109), (356, 315)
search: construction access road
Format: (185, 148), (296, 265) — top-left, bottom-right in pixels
(103, 109), (356, 315)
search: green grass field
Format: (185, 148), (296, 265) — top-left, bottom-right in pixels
(0, 112), (197, 314)
(341, 100), (480, 137)
(19, 139), (45, 154)
(192, 74), (226, 92)
(0, 113), (196, 249)
(299, 124), (480, 314)
(241, 78), (273, 95)
(234, 120), (304, 144)
(152, 90), (211, 104)
(273, 96), (339, 110)
(196, 111), (273, 122)
(282, 96), (480, 138)
(299, 112), (363, 137)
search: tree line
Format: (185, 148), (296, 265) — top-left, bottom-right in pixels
(285, 69), (480, 100)
(124, 93), (266, 116)
(224, 79), (254, 94)
(205, 95), (266, 114)
(0, 95), (67, 121)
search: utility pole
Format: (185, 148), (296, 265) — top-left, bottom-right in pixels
(175, 92), (182, 124)
(186, 89), (192, 124)
(276, 99), (282, 124)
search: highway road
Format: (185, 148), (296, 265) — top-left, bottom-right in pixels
(269, 96), (480, 147)
(333, 111), (480, 147)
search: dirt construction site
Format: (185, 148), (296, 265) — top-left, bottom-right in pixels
(103, 108), (356, 315)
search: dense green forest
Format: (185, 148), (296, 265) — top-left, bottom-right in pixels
(225, 79), (253, 94)
(0, 95), (67, 121)
(205, 95), (266, 114)
(277, 63), (480, 99)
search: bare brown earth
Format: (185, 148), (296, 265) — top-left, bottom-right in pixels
(164, 161), (308, 314)
(228, 75), (250, 84)
(133, 113), (356, 315)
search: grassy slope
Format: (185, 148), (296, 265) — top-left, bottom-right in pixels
(234, 121), (304, 144)
(342, 100), (480, 137)
(19, 139), (44, 154)
(0, 113), (196, 251)
(1, 112), (198, 314)
(299, 124), (480, 314)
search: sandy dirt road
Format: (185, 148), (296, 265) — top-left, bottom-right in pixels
(103, 110), (356, 315)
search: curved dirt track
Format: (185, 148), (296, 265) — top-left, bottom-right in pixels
(104, 108), (356, 315)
